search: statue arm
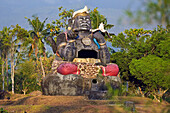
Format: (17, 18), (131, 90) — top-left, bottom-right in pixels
(47, 36), (57, 54)
(93, 31), (106, 43)
(56, 33), (67, 58)
(93, 31), (110, 65)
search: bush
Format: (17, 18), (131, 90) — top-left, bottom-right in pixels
(0, 108), (8, 113)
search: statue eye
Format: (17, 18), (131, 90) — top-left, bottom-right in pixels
(79, 19), (83, 21)
(86, 19), (89, 21)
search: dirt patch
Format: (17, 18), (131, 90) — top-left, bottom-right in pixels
(29, 91), (42, 96)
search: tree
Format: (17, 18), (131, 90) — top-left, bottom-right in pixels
(9, 24), (29, 94)
(110, 25), (169, 100)
(0, 27), (11, 91)
(123, 0), (170, 26)
(129, 55), (170, 101)
(45, 7), (74, 42)
(25, 15), (48, 78)
(90, 7), (114, 31)
(0, 57), (2, 90)
(15, 60), (40, 94)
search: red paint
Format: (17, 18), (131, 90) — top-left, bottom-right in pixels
(102, 64), (119, 76)
(57, 62), (119, 77)
(57, 63), (78, 75)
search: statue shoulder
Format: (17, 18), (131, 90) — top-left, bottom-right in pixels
(57, 32), (66, 38)
(93, 30), (105, 38)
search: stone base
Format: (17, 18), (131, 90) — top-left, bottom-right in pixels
(41, 73), (85, 96)
(41, 73), (121, 99)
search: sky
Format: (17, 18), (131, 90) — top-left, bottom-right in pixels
(0, 0), (149, 32)
(0, 0), (158, 51)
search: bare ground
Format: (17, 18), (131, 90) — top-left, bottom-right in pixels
(0, 93), (169, 113)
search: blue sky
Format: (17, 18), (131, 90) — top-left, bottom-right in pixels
(0, 0), (158, 33)
(0, 0), (158, 51)
(0, 0), (147, 32)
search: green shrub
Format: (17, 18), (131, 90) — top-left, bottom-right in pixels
(0, 108), (8, 113)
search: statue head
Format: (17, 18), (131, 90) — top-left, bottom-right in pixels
(70, 6), (91, 31)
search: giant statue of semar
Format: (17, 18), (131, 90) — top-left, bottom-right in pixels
(42, 6), (120, 99)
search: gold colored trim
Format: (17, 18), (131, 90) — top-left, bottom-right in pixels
(68, 40), (76, 43)
(57, 42), (67, 52)
(73, 58), (101, 63)
(99, 42), (106, 46)
(73, 12), (90, 19)
(82, 37), (91, 45)
(68, 27), (72, 30)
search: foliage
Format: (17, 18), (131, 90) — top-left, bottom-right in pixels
(123, 0), (170, 26)
(110, 25), (169, 79)
(25, 15), (49, 78)
(110, 25), (170, 101)
(45, 6), (74, 39)
(0, 108), (8, 113)
(0, 57), (2, 90)
(129, 55), (170, 92)
(106, 82), (128, 99)
(35, 56), (54, 77)
(0, 27), (11, 56)
(10, 25), (30, 94)
(0, 57), (1, 74)
(14, 55), (54, 94)
(163, 89), (170, 103)
(15, 60), (41, 94)
(0, 26), (11, 91)
(89, 7), (114, 30)
(25, 15), (48, 57)
(57, 6), (74, 30)
(25, 15), (48, 35)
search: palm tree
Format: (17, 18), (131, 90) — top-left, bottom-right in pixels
(25, 15), (48, 78)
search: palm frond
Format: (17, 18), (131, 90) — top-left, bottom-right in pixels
(28, 46), (33, 57)
(40, 18), (48, 32)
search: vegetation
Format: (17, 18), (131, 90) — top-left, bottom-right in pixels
(110, 25), (170, 101)
(123, 0), (170, 26)
(0, 108), (8, 113)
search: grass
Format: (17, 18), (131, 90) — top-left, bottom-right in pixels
(3, 105), (50, 113)
(0, 94), (169, 113)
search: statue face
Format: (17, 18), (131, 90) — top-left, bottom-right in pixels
(73, 15), (91, 31)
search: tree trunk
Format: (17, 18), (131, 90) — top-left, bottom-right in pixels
(40, 56), (45, 78)
(2, 57), (5, 91)
(22, 89), (27, 95)
(5, 55), (9, 91)
(11, 44), (15, 94)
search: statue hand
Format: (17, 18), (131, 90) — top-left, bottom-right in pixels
(67, 30), (77, 39)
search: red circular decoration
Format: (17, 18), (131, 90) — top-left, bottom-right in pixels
(102, 64), (119, 76)
(57, 63), (78, 75)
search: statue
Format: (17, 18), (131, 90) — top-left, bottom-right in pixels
(42, 6), (120, 98)
(47, 6), (110, 66)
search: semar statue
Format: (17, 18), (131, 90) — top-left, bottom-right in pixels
(42, 6), (120, 98)
(47, 6), (110, 66)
